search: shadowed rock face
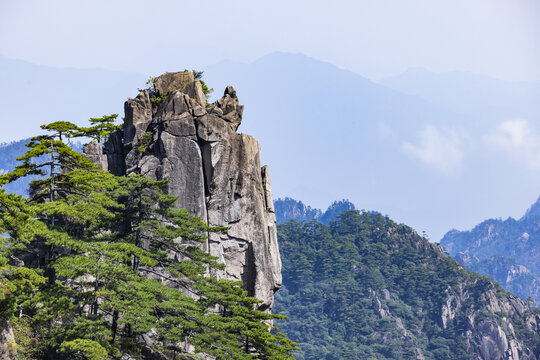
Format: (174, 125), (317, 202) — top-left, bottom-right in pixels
(85, 72), (281, 310)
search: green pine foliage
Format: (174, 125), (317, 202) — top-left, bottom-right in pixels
(0, 138), (84, 197)
(80, 115), (121, 144)
(0, 119), (296, 359)
(274, 211), (540, 360)
(137, 131), (153, 154)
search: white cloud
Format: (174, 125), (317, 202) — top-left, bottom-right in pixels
(486, 119), (540, 169)
(402, 124), (464, 173)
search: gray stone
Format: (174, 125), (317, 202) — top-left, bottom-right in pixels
(125, 90), (152, 127)
(372, 295), (390, 318)
(83, 142), (108, 170)
(215, 85), (244, 131)
(192, 105), (207, 117)
(153, 71), (194, 95)
(262, 165), (274, 213)
(157, 132), (207, 221)
(153, 72), (206, 107)
(104, 131), (126, 176)
(197, 114), (235, 142)
(208, 104), (224, 117)
(203, 132), (281, 308)
(0, 320), (16, 359)
(84, 73), (280, 311)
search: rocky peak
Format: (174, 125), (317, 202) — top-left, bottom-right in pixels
(85, 72), (281, 310)
(319, 199), (356, 225)
(274, 197), (356, 225)
(522, 195), (540, 221)
(153, 71), (204, 107)
(211, 85), (244, 130)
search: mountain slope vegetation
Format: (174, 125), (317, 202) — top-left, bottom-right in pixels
(274, 211), (540, 360)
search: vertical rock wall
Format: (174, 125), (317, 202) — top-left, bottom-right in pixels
(85, 72), (281, 310)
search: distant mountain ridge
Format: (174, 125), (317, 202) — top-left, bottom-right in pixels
(3, 52), (540, 243)
(274, 197), (355, 225)
(441, 195), (540, 306)
(203, 52), (540, 244)
(0, 54), (147, 143)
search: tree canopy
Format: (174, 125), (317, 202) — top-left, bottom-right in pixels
(274, 212), (540, 360)
(0, 118), (296, 359)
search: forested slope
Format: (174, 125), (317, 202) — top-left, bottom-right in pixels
(274, 211), (540, 360)
(441, 197), (540, 307)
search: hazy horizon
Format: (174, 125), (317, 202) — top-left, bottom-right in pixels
(2, 51), (540, 243)
(1, 1), (539, 242)
(1, 0), (539, 82)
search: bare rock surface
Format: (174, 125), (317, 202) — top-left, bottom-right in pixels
(0, 320), (16, 359)
(84, 72), (281, 310)
(440, 280), (540, 359)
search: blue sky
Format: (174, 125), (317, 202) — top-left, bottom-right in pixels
(1, 0), (539, 82)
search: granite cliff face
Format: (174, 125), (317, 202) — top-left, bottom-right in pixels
(85, 72), (281, 310)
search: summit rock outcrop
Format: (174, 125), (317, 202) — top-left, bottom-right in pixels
(85, 72), (281, 310)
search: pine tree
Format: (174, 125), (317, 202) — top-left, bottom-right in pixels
(0, 185), (46, 320)
(81, 114), (120, 144)
(2, 121), (97, 284)
(0, 119), (297, 359)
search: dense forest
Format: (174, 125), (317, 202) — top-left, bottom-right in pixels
(0, 119), (295, 359)
(274, 212), (540, 360)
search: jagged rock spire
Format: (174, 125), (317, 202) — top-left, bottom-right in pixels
(84, 71), (281, 310)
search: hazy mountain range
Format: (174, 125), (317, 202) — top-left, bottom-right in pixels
(2, 52), (540, 241)
(0, 54), (147, 142)
(203, 53), (540, 242)
(274, 198), (356, 225)
(382, 67), (540, 124)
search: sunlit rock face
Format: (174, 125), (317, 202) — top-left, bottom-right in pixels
(85, 72), (281, 311)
